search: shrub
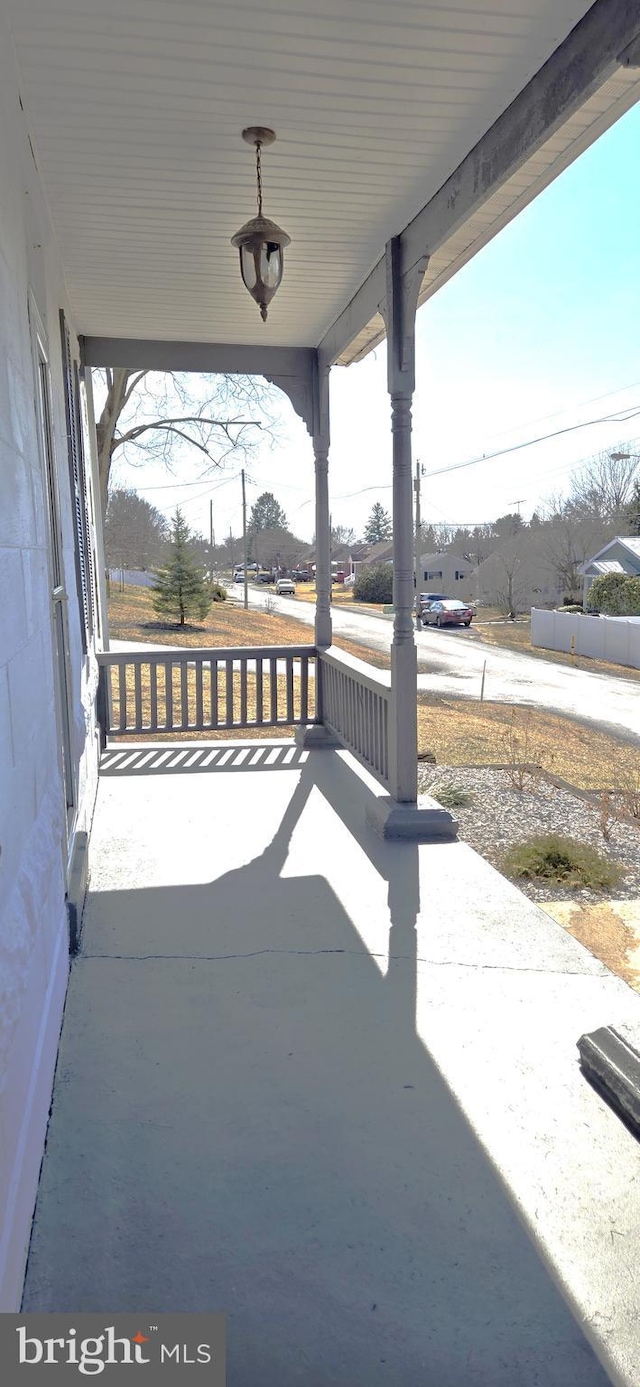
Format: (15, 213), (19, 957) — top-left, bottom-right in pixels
(430, 781), (474, 808)
(353, 564), (393, 604)
(501, 708), (546, 791)
(502, 834), (623, 890)
(209, 582), (227, 602)
(589, 572), (640, 616)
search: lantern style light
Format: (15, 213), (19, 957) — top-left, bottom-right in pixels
(231, 127), (290, 322)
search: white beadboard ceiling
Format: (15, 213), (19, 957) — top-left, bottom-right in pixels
(4, 0), (628, 353)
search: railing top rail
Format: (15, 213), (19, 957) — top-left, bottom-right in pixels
(97, 644), (318, 666)
(318, 644), (391, 694)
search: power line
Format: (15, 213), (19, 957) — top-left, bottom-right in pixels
(421, 404), (640, 481)
(443, 374), (640, 453)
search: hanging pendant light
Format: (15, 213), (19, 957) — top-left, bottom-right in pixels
(231, 127), (290, 322)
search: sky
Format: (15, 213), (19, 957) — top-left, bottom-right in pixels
(107, 97), (640, 546)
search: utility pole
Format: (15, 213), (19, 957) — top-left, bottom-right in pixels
(241, 469), (249, 611)
(414, 460), (422, 629)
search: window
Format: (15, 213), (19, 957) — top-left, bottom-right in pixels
(455, 570), (465, 581)
(425, 570), (442, 581)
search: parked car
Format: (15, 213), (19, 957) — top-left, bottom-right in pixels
(422, 599), (473, 628)
(418, 591), (446, 613)
(255, 570), (274, 583)
(275, 577), (296, 595)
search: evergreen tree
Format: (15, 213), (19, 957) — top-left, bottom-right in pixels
(364, 502), (392, 544)
(249, 491), (287, 532)
(152, 508), (212, 626)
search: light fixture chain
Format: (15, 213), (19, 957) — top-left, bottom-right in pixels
(255, 141), (263, 216)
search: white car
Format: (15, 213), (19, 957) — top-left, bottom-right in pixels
(275, 577), (295, 596)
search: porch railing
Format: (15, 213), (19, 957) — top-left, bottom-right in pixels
(96, 646), (317, 739)
(96, 643), (392, 792)
(318, 646), (390, 786)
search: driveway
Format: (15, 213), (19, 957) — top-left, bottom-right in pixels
(237, 588), (640, 742)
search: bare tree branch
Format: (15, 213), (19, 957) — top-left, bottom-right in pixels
(93, 368), (278, 518)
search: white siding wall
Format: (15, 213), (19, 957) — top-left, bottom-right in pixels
(0, 15), (101, 1309)
(419, 554), (475, 601)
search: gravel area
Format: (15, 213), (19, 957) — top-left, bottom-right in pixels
(418, 765), (640, 903)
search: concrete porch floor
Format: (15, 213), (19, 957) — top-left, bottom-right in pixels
(22, 741), (640, 1385)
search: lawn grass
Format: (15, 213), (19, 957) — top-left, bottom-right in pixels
(416, 696), (640, 792)
(293, 581), (387, 614)
(108, 583), (390, 671)
(108, 583), (314, 649)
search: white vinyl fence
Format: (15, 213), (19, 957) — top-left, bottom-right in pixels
(531, 609), (640, 669)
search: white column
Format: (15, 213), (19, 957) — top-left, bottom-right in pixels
(389, 388), (418, 801)
(365, 240), (456, 837)
(295, 359), (339, 748)
(386, 239), (418, 804)
(314, 435), (332, 649)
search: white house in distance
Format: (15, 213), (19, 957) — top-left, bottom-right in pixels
(579, 536), (640, 607)
(418, 552), (475, 600)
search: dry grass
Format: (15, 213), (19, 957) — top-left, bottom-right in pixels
(109, 584), (314, 650)
(108, 583), (390, 671)
(293, 582), (387, 613)
(416, 696), (640, 792)
(565, 903), (640, 990)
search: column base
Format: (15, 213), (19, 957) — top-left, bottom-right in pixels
(367, 794), (458, 841)
(294, 722), (342, 750)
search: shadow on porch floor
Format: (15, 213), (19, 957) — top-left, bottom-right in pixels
(22, 741), (637, 1385)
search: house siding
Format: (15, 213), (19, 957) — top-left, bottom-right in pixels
(0, 15), (101, 1310)
(419, 553), (475, 600)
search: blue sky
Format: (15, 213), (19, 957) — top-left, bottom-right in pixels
(112, 97), (640, 544)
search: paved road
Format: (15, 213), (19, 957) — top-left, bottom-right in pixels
(236, 586), (640, 742)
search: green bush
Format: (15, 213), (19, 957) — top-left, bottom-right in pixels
(353, 564), (393, 603)
(502, 834), (622, 890)
(209, 582), (227, 602)
(589, 572), (640, 616)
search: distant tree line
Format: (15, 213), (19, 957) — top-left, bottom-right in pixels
(105, 446), (640, 617)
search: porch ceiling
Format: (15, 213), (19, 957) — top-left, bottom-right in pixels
(6, 1), (640, 363)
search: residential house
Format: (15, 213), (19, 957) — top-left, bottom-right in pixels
(579, 536), (640, 607)
(418, 552), (475, 600)
(476, 538), (565, 613)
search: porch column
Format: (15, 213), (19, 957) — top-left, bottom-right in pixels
(389, 384), (418, 801)
(367, 239), (456, 839)
(296, 358), (339, 748)
(313, 436), (332, 649)
(387, 237), (418, 803)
